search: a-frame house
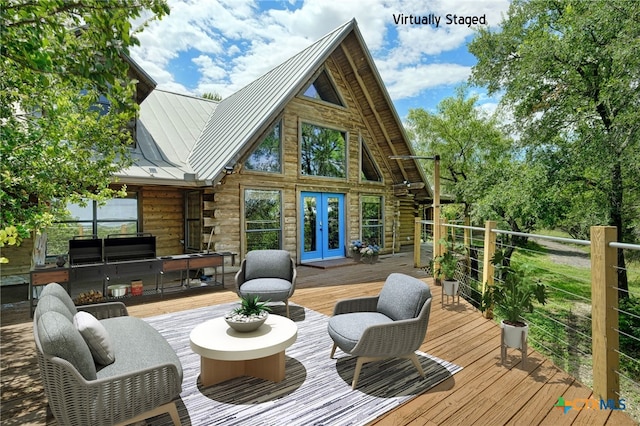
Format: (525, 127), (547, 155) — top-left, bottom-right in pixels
(2, 19), (432, 283)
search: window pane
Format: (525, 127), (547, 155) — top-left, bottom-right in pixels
(186, 191), (202, 251)
(303, 70), (343, 106)
(245, 189), (282, 251)
(97, 221), (137, 238)
(245, 121), (282, 173)
(362, 196), (383, 246)
(66, 203), (93, 221)
(186, 220), (202, 251)
(97, 197), (137, 221)
(47, 222), (92, 256)
(300, 123), (346, 178)
(361, 142), (382, 182)
(327, 196), (340, 250)
(186, 192), (201, 220)
(303, 196), (317, 252)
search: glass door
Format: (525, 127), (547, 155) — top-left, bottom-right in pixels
(300, 192), (344, 261)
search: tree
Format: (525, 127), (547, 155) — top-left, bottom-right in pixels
(1, 0), (169, 263)
(406, 86), (510, 217)
(469, 0), (640, 296)
(201, 92), (222, 101)
(407, 87), (562, 262)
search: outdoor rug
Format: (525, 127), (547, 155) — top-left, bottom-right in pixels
(144, 302), (462, 426)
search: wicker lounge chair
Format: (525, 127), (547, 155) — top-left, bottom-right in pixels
(327, 273), (433, 389)
(235, 250), (297, 317)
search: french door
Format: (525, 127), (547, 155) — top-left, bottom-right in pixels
(300, 192), (345, 262)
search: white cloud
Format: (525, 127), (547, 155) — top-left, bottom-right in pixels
(130, 0), (510, 108)
(385, 63), (472, 99)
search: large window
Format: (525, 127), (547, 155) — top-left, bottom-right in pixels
(300, 123), (346, 178)
(244, 120), (282, 173)
(47, 193), (139, 257)
(361, 195), (383, 246)
(244, 189), (282, 252)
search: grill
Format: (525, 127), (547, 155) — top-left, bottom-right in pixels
(104, 234), (156, 263)
(68, 234), (156, 265)
(68, 236), (103, 266)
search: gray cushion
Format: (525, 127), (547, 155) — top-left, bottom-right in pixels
(244, 250), (292, 281)
(73, 311), (115, 366)
(35, 295), (75, 323)
(37, 311), (97, 380)
(96, 316), (182, 385)
(377, 273), (432, 321)
(40, 282), (77, 316)
(240, 278), (292, 302)
(328, 312), (393, 353)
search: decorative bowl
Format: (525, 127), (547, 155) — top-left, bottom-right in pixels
(108, 284), (129, 297)
(224, 312), (268, 332)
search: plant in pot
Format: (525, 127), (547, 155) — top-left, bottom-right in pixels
(360, 244), (380, 263)
(224, 295), (271, 332)
(481, 250), (547, 356)
(433, 238), (460, 296)
(350, 240), (364, 262)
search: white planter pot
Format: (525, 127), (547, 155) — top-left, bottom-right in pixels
(443, 279), (459, 296)
(501, 320), (528, 350)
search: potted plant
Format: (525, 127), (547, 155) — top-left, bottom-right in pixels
(360, 244), (380, 263)
(350, 240), (364, 262)
(481, 250), (547, 351)
(224, 295), (271, 332)
(433, 239), (460, 296)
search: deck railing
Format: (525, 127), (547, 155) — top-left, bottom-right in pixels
(414, 218), (640, 408)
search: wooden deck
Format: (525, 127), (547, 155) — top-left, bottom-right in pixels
(1, 251), (635, 425)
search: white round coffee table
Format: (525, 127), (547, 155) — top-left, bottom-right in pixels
(190, 314), (298, 386)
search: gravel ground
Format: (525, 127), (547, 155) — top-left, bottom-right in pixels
(533, 238), (591, 269)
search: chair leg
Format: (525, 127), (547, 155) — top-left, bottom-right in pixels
(114, 401), (181, 426)
(408, 353), (425, 378)
(285, 299), (290, 318)
(330, 343), (337, 358)
(352, 357), (365, 390)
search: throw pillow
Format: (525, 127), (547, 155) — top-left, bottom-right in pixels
(73, 311), (116, 365)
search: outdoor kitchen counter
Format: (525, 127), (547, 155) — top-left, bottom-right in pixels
(29, 252), (234, 317)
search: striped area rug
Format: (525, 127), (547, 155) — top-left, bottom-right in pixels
(144, 302), (462, 426)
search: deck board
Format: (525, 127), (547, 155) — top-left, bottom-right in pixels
(1, 251), (635, 425)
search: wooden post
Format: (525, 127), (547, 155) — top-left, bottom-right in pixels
(481, 221), (497, 319)
(432, 156), (441, 262)
(464, 216), (471, 276)
(590, 226), (619, 402)
(414, 217), (422, 268)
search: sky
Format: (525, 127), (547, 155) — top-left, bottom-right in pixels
(130, 0), (511, 120)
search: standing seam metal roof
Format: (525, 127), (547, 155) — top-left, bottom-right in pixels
(188, 19), (357, 181)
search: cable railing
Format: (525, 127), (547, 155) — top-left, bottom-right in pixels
(414, 219), (640, 418)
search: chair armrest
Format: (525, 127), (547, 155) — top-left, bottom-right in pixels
(77, 302), (128, 319)
(234, 259), (246, 294)
(42, 354), (181, 426)
(333, 296), (379, 315)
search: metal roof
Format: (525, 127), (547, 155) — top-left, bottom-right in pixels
(120, 18), (433, 199)
(116, 89), (218, 185)
(188, 19), (356, 182)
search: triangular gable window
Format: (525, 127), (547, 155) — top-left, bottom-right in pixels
(303, 70), (343, 106)
(361, 140), (382, 182)
(244, 120), (282, 173)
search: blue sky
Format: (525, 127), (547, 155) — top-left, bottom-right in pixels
(130, 0), (510, 120)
